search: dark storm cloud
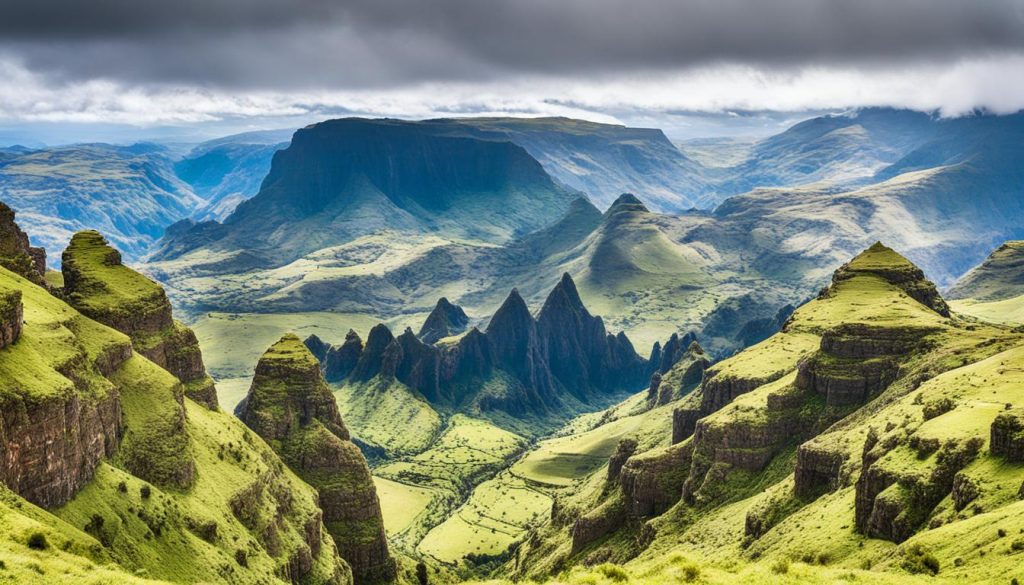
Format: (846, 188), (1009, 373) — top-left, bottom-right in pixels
(2, 0), (1023, 89)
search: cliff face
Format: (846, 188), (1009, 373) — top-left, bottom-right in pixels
(418, 297), (469, 344)
(61, 230), (218, 409)
(0, 201), (46, 286)
(239, 334), (395, 584)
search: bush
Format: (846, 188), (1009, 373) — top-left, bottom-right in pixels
(771, 559), (790, 574)
(234, 549), (248, 568)
(1011, 537), (1024, 551)
(902, 544), (940, 575)
(595, 563), (629, 582)
(140, 484), (151, 499)
(922, 398), (955, 420)
(117, 481), (127, 493)
(26, 532), (48, 550)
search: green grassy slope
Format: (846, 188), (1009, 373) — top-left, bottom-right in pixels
(488, 243), (1024, 585)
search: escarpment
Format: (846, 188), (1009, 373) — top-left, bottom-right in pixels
(238, 334), (395, 584)
(0, 201), (46, 286)
(308, 273), (648, 421)
(619, 442), (693, 517)
(991, 409), (1024, 462)
(61, 230), (218, 409)
(827, 241), (950, 317)
(647, 339), (709, 408)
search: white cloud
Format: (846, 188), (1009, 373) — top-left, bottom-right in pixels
(1, 53), (1023, 129)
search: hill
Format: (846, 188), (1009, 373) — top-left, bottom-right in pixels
(486, 243), (1024, 584)
(0, 143), (203, 263)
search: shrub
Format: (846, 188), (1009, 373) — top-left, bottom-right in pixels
(234, 549), (248, 567)
(999, 528), (1008, 538)
(140, 484), (152, 499)
(595, 563), (629, 582)
(117, 481), (127, 493)
(26, 532), (48, 550)
(902, 544), (940, 575)
(923, 398), (955, 420)
(771, 558), (790, 574)
(1011, 537), (1024, 551)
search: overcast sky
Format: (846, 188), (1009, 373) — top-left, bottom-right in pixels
(1, 0), (1023, 143)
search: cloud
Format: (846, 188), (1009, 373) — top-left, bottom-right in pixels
(1, 0), (1023, 88)
(0, 1), (1022, 128)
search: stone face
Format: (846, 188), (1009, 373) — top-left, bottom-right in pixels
(238, 334), (394, 584)
(418, 297), (469, 344)
(607, 438), (637, 482)
(794, 443), (846, 498)
(0, 289), (22, 348)
(991, 409), (1024, 461)
(62, 231), (218, 409)
(0, 201), (46, 286)
(620, 442), (692, 517)
(0, 390), (122, 508)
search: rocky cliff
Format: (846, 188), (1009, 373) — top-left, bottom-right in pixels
(61, 230), (218, 409)
(0, 201), (46, 286)
(418, 297), (469, 344)
(238, 334), (395, 584)
(315, 274), (648, 422)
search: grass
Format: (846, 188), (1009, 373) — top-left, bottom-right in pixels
(374, 477), (436, 536)
(949, 296), (1024, 325)
(335, 377), (443, 457)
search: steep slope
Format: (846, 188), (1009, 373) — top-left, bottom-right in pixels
(417, 297), (469, 344)
(175, 129), (291, 221)
(154, 118), (580, 267)
(506, 243), (1024, 584)
(433, 117), (711, 212)
(947, 241), (1024, 302)
(0, 224), (350, 583)
(0, 200), (47, 286)
(238, 334), (395, 584)
(0, 143), (203, 262)
(61, 230), (218, 408)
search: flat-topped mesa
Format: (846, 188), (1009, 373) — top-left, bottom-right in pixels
(61, 230), (219, 409)
(0, 201), (46, 286)
(418, 297), (469, 344)
(828, 241), (950, 317)
(238, 334), (395, 584)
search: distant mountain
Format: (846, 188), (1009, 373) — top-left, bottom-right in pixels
(174, 129), (291, 221)
(154, 118), (581, 269)
(0, 143), (203, 262)
(431, 117), (711, 212)
(948, 241), (1024, 302)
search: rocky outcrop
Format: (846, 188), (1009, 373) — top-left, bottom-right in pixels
(418, 297), (469, 344)
(62, 231), (218, 409)
(0, 390), (122, 508)
(0, 289), (22, 348)
(793, 443), (846, 498)
(620, 442), (693, 517)
(828, 242), (950, 317)
(0, 201), (46, 286)
(570, 498), (625, 555)
(238, 334), (395, 584)
(991, 409), (1024, 461)
(331, 274), (648, 420)
(607, 438), (637, 482)
(649, 340), (709, 408)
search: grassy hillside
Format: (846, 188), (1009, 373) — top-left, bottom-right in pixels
(478, 243), (1024, 585)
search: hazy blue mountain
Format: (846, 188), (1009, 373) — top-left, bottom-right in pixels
(430, 117), (712, 212)
(0, 143), (203, 262)
(174, 129), (291, 221)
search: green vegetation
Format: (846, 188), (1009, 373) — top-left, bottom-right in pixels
(336, 378), (443, 457)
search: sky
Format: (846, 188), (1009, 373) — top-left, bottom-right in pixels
(1, 0), (1023, 144)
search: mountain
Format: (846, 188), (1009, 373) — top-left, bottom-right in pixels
(154, 118), (581, 267)
(237, 334), (395, 584)
(431, 117), (711, 212)
(508, 242), (1024, 584)
(946, 241), (1024, 325)
(0, 210), (352, 583)
(174, 129), (291, 221)
(417, 297), (469, 344)
(0, 143), (204, 263)
(61, 230), (219, 408)
(948, 241), (1024, 301)
(315, 273), (648, 434)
